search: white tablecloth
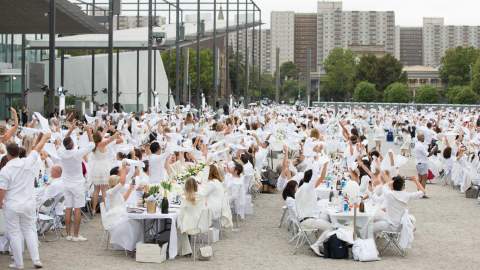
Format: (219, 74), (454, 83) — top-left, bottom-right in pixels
(128, 210), (179, 259)
(327, 204), (377, 239)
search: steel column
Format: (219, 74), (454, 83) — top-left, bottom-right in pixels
(60, 49), (65, 86)
(213, 0), (218, 107)
(175, 0), (181, 105)
(116, 49), (120, 103)
(225, 0), (230, 98)
(48, 0), (56, 115)
(107, 0), (114, 112)
(91, 50), (95, 104)
(235, 0), (239, 97)
(136, 50), (140, 112)
(196, 0), (201, 109)
(21, 34), (26, 106)
(244, 0), (248, 103)
(147, 0), (153, 108)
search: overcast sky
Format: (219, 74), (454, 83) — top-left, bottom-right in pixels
(257, 0), (480, 27)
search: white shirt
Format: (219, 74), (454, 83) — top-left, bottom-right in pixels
(58, 142), (95, 184)
(148, 152), (169, 183)
(414, 142), (429, 164)
(0, 151), (40, 215)
(376, 185), (424, 227)
(295, 180), (317, 220)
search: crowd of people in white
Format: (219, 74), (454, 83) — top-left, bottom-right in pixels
(0, 104), (479, 268)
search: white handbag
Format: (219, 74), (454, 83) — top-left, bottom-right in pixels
(199, 245), (213, 261)
(352, 239), (380, 262)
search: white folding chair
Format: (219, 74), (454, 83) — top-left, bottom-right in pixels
(285, 204), (317, 255)
(378, 228), (406, 257)
(278, 205), (287, 228)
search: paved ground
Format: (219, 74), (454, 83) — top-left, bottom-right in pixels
(2, 143), (480, 269)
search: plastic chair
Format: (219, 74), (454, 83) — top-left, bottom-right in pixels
(188, 209), (212, 262)
(278, 205), (287, 228)
(99, 203), (111, 250)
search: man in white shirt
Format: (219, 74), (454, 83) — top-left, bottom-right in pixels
(0, 132), (50, 269)
(42, 165), (65, 215)
(373, 176), (425, 234)
(148, 142), (169, 183)
(58, 127), (94, 242)
(414, 133), (432, 198)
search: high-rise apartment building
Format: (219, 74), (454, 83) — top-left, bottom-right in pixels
(294, 13), (318, 78)
(271, 11), (295, 74)
(400, 27), (423, 66)
(423, 17), (480, 67)
(228, 29), (272, 74)
(316, 1), (395, 71)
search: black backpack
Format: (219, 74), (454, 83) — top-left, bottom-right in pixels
(323, 234), (349, 259)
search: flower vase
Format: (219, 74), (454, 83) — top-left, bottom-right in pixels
(146, 200), (157, 214)
(161, 191), (169, 214)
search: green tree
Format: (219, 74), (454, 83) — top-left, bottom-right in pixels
(356, 54), (379, 84)
(440, 46), (479, 87)
(415, 85), (439, 103)
(376, 54), (406, 91)
(280, 61), (299, 82)
(249, 73), (275, 100)
(471, 56), (480, 94)
(353, 81), (378, 102)
(383, 82), (411, 103)
(323, 48), (357, 101)
(162, 49), (214, 103)
(449, 86), (479, 104)
(281, 80), (305, 103)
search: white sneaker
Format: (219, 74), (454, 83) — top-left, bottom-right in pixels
(310, 244), (324, 257)
(65, 235), (73, 241)
(8, 263), (24, 269)
(33, 261), (43, 269)
(72, 235), (88, 242)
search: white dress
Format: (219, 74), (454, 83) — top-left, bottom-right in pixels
(198, 179), (224, 219)
(104, 184), (142, 251)
(89, 150), (112, 186)
(224, 174), (246, 219)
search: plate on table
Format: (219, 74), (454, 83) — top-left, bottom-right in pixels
(127, 207), (145, 214)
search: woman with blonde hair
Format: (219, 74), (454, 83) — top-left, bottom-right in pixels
(198, 165), (225, 219)
(178, 177), (208, 256)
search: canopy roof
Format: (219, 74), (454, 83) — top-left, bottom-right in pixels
(27, 19), (262, 49)
(0, 0), (106, 34)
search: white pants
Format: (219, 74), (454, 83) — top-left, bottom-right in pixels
(373, 219), (397, 235)
(4, 208), (40, 267)
(301, 218), (334, 249)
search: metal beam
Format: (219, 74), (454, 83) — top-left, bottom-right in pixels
(213, 0), (218, 108)
(48, 0), (56, 115)
(147, 0), (153, 108)
(175, 0), (180, 105)
(107, 0), (114, 112)
(91, 49), (95, 104)
(195, 0), (201, 109)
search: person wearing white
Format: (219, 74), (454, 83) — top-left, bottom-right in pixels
(414, 133), (431, 196)
(199, 165), (226, 220)
(0, 132), (50, 269)
(178, 178), (208, 256)
(294, 162), (333, 256)
(41, 165), (65, 215)
(104, 165), (141, 251)
(148, 142), (169, 183)
(58, 125), (94, 242)
(373, 176), (425, 235)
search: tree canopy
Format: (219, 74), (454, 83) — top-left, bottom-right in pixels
(383, 82), (411, 103)
(353, 81), (377, 102)
(440, 46), (479, 87)
(415, 85), (439, 104)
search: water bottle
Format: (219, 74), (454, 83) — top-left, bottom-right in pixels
(343, 198), (349, 213)
(43, 174), (49, 185)
(328, 187), (334, 202)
